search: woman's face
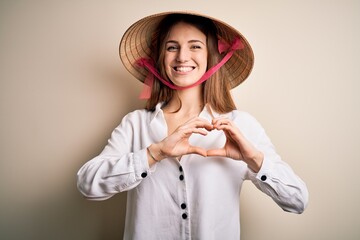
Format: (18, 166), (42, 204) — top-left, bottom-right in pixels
(163, 22), (208, 88)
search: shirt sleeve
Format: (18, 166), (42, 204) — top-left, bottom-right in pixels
(76, 113), (154, 200)
(241, 113), (309, 214)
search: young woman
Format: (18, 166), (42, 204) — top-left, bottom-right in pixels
(77, 12), (308, 240)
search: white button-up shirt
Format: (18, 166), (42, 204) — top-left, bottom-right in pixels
(77, 103), (308, 240)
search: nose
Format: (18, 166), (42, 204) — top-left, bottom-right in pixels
(176, 47), (190, 62)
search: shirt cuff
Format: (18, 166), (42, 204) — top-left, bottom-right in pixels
(257, 154), (276, 182)
(247, 155), (274, 183)
(133, 148), (157, 180)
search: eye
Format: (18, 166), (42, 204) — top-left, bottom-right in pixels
(166, 45), (179, 52)
(190, 45), (202, 50)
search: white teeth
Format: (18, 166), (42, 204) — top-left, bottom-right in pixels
(175, 67), (194, 72)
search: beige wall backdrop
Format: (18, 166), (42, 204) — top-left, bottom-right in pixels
(1, 0), (359, 239)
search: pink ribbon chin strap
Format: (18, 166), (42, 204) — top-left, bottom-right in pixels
(136, 37), (244, 99)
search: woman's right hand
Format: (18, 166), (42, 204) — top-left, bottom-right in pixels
(148, 117), (214, 162)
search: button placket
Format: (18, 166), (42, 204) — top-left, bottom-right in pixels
(179, 165), (184, 181)
(176, 162), (191, 238)
(181, 202), (187, 220)
(178, 164), (188, 221)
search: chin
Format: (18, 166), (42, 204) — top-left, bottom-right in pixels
(172, 77), (202, 87)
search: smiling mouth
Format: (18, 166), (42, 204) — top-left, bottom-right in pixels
(173, 66), (195, 73)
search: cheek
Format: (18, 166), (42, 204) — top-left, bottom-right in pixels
(164, 53), (174, 66)
(163, 60), (173, 78)
(163, 56), (171, 71)
(201, 54), (208, 71)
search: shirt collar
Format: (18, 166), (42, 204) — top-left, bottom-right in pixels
(149, 102), (166, 123)
(150, 102), (230, 123)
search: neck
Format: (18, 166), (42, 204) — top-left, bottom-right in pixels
(164, 85), (204, 114)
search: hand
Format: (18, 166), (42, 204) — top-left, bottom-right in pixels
(151, 117), (214, 160)
(207, 118), (264, 172)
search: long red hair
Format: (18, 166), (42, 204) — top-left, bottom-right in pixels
(145, 14), (236, 114)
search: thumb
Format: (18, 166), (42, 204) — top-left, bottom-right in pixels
(188, 146), (208, 157)
(207, 148), (227, 157)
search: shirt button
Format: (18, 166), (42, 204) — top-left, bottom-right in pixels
(179, 166), (183, 172)
(182, 213), (188, 219)
(260, 175), (267, 181)
(181, 203), (187, 209)
(179, 175), (184, 181)
(141, 172), (147, 178)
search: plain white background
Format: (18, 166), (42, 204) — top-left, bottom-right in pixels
(0, 0), (359, 239)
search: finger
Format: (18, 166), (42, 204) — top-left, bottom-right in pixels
(214, 124), (247, 148)
(191, 128), (209, 136)
(186, 117), (214, 131)
(182, 127), (209, 136)
(218, 125), (254, 153)
(179, 119), (213, 134)
(212, 118), (234, 129)
(212, 118), (239, 133)
(214, 124), (239, 137)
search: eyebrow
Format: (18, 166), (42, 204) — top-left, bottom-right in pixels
(165, 40), (206, 45)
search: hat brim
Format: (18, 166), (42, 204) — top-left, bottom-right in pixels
(119, 11), (254, 89)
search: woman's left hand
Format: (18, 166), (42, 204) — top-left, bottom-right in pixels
(207, 118), (264, 172)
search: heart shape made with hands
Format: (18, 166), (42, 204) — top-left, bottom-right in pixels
(170, 118), (259, 163)
(191, 121), (263, 173)
(188, 126), (245, 161)
(155, 117), (263, 172)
